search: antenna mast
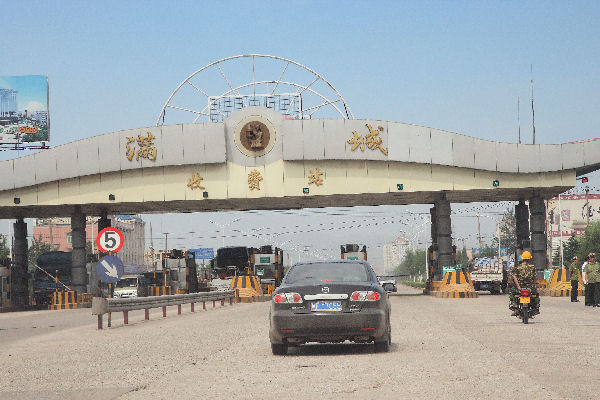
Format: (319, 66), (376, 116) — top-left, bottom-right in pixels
(530, 64), (535, 144)
(518, 96), (521, 144)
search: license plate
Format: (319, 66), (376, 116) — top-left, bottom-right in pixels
(520, 296), (530, 304)
(311, 301), (342, 312)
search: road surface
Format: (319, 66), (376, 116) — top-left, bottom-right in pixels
(1, 286), (599, 399)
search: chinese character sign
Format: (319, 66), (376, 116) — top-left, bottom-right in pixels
(248, 169), (263, 190)
(187, 173), (205, 190)
(347, 124), (388, 156)
(308, 168), (324, 186)
(125, 132), (157, 161)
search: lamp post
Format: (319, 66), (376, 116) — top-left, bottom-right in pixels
(209, 218), (241, 248)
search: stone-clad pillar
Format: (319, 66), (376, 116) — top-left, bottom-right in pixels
(429, 206), (437, 278)
(515, 200), (530, 250)
(71, 208), (87, 295)
(98, 213), (111, 232)
(434, 197), (453, 280)
(529, 196), (547, 276)
(12, 218), (28, 307)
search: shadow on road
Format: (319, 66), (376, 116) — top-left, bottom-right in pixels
(388, 293), (423, 297)
(287, 342), (399, 356)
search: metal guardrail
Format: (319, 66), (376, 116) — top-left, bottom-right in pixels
(92, 290), (236, 329)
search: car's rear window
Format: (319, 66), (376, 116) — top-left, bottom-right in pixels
(285, 262), (371, 284)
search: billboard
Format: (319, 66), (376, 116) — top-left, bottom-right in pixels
(0, 75), (49, 149)
(547, 194), (600, 238)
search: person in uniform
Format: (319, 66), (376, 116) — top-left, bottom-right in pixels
(583, 253), (600, 307)
(509, 251), (540, 316)
(569, 256), (580, 302)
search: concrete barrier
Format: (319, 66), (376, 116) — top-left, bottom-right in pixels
(430, 271), (478, 299)
(540, 269), (585, 297)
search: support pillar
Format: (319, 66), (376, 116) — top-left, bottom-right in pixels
(515, 200), (530, 250)
(429, 206), (438, 278)
(529, 196), (547, 277)
(71, 208), (87, 295)
(434, 197), (453, 280)
(12, 218), (28, 307)
(98, 213), (111, 232)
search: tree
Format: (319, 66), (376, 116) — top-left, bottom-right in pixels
(456, 246), (469, 267)
(28, 234), (57, 273)
(576, 222), (600, 262)
(396, 248), (426, 280)
(490, 208), (517, 255)
(475, 244), (498, 258)
(0, 234), (9, 259)
(563, 234), (579, 264)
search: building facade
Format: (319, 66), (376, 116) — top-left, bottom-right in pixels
(383, 237), (410, 275)
(547, 193), (600, 264)
(33, 215), (146, 266)
(0, 89), (17, 116)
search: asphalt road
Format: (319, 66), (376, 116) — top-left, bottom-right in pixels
(1, 286), (599, 399)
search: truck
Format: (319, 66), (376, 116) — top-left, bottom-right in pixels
(113, 274), (140, 298)
(210, 245), (285, 294)
(469, 258), (503, 294)
(250, 245), (285, 294)
(341, 244), (367, 261)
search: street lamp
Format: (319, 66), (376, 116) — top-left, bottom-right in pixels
(209, 218), (241, 247)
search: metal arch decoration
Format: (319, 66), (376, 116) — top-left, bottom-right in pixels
(157, 54), (354, 125)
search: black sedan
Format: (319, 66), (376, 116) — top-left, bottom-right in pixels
(269, 260), (391, 355)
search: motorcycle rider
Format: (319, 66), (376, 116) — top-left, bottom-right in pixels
(509, 251), (540, 316)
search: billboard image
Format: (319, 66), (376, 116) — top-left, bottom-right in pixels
(0, 75), (49, 148)
(547, 194), (600, 238)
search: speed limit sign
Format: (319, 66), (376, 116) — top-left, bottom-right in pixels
(96, 227), (124, 253)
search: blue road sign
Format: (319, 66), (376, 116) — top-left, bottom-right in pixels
(188, 248), (214, 259)
(96, 255), (124, 284)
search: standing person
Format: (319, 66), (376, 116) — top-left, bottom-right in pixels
(583, 253), (600, 307)
(582, 255), (593, 306)
(569, 256), (580, 302)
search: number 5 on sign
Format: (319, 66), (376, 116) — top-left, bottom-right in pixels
(96, 227), (124, 253)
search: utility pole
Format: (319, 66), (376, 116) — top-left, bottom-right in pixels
(477, 213), (482, 249)
(531, 64), (536, 145)
(585, 187), (590, 226)
(8, 220), (12, 260)
(150, 222), (155, 270)
(518, 96), (521, 144)
(558, 194), (564, 269)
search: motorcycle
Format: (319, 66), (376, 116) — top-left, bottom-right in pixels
(513, 288), (539, 324)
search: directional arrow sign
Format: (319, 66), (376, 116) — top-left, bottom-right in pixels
(96, 255), (124, 284)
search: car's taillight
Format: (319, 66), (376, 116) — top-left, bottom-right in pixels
(273, 292), (303, 303)
(350, 291), (380, 301)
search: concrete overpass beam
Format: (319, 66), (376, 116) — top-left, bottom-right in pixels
(529, 196), (547, 275)
(71, 208), (87, 295)
(12, 218), (28, 307)
(434, 198), (453, 280)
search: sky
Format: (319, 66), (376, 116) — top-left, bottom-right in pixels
(1, 1), (599, 269)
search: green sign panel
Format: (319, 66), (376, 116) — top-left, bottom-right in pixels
(260, 256), (271, 263)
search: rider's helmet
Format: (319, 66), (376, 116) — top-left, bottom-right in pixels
(521, 251), (532, 260)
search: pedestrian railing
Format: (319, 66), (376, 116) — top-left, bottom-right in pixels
(92, 290), (236, 329)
